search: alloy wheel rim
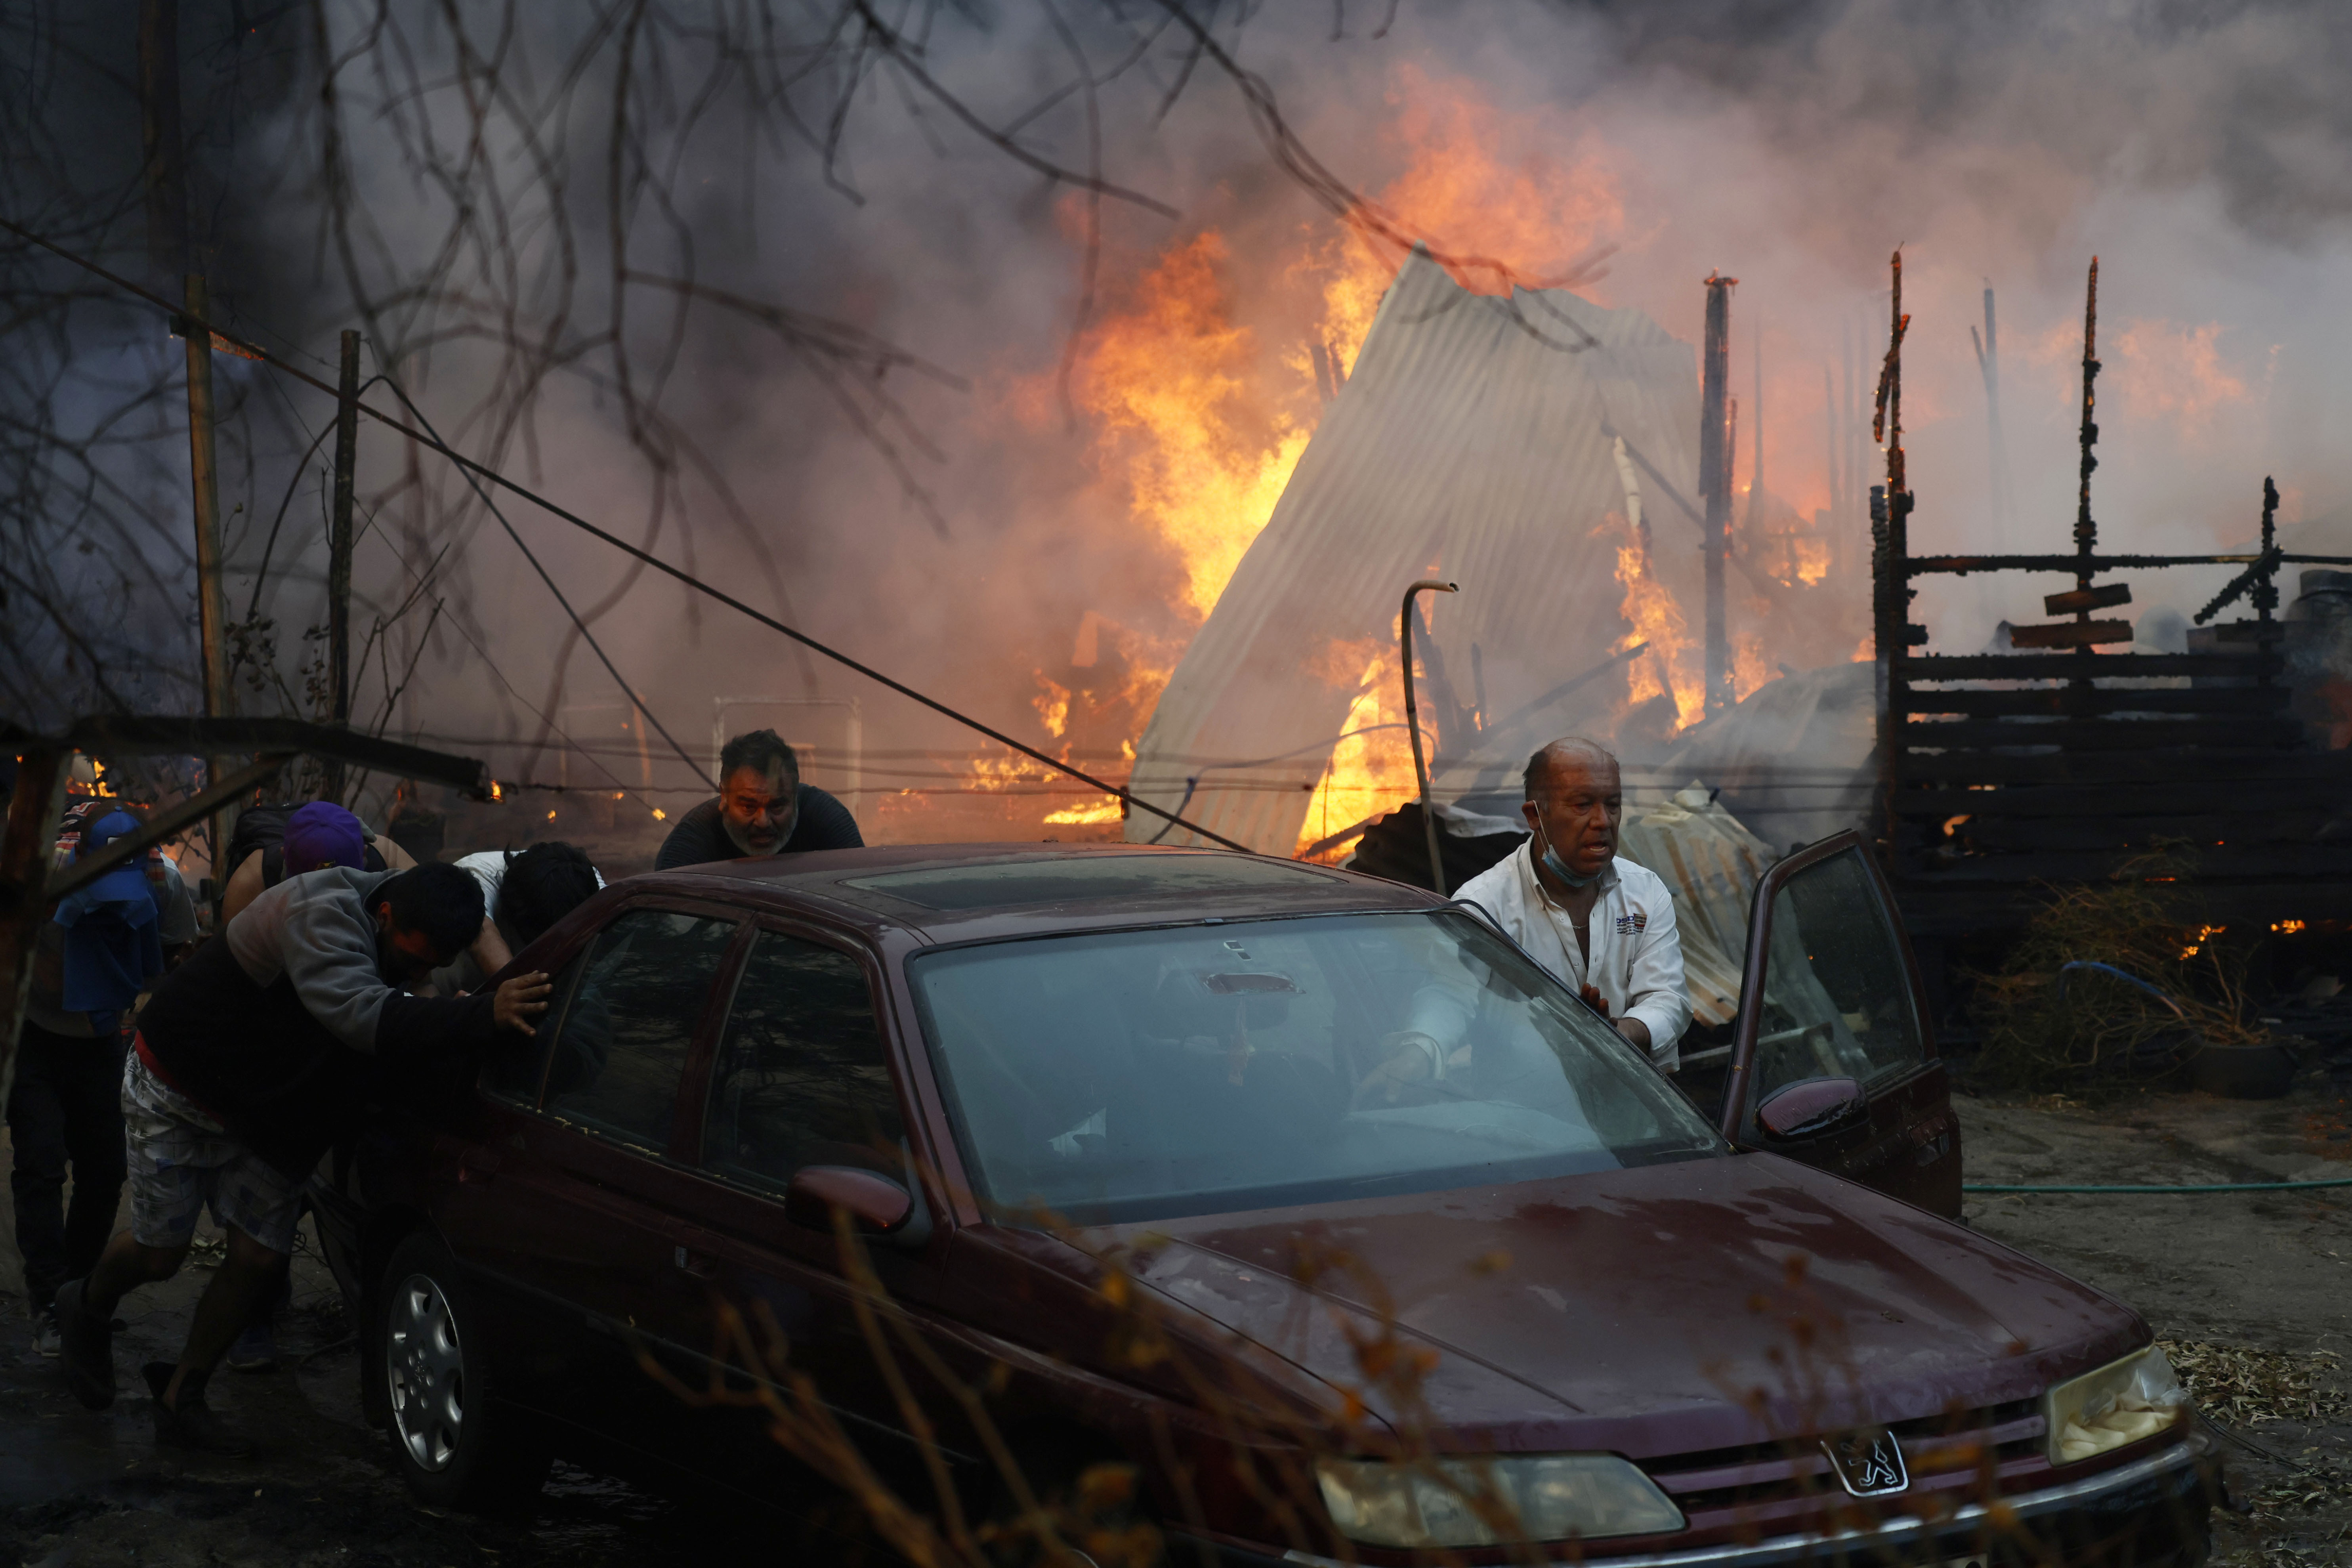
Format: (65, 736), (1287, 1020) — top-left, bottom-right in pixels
(385, 1271), (465, 1472)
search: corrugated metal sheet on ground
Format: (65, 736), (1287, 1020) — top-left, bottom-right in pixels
(1127, 251), (1702, 855)
(1617, 782), (1779, 1026)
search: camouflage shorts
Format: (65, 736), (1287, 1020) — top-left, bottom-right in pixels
(120, 1049), (301, 1255)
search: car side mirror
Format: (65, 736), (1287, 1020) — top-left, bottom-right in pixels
(785, 1165), (914, 1236)
(1754, 1076), (1865, 1141)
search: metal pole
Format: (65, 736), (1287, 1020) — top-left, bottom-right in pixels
(325, 328), (360, 804)
(1699, 273), (1738, 718)
(1400, 579), (1459, 893)
(184, 273), (235, 899)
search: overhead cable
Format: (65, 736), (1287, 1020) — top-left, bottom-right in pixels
(3, 219), (1250, 853)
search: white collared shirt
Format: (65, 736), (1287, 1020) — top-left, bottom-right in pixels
(1450, 842), (1692, 1070)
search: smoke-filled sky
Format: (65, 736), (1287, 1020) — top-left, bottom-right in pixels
(15, 0), (2352, 843)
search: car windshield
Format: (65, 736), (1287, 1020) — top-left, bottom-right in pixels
(907, 910), (1724, 1224)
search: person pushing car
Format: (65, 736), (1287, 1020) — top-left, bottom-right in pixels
(53, 861), (552, 1455)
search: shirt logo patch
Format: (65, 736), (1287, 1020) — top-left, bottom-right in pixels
(1615, 913), (1648, 935)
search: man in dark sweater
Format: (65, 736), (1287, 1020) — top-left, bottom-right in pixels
(54, 863), (551, 1454)
(653, 728), (863, 869)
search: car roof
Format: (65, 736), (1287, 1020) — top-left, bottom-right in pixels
(608, 841), (1448, 944)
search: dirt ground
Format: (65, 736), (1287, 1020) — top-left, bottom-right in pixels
(1961, 1076), (2352, 1568)
(2, 1081), (2348, 1566)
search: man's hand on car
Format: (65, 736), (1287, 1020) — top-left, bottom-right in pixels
(1353, 1030), (1461, 1107)
(493, 971), (554, 1035)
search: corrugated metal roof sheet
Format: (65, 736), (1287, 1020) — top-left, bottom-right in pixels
(1127, 251), (1702, 853)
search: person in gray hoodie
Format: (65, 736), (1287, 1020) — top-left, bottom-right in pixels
(53, 862), (551, 1454)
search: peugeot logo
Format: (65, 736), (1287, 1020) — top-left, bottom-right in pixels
(1821, 1429), (1910, 1497)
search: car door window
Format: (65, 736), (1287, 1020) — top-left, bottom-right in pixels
(1745, 847), (1925, 1111)
(701, 930), (903, 1194)
(481, 946), (588, 1103)
(542, 909), (738, 1152)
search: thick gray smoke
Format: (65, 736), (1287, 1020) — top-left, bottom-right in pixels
(10, 0), (2352, 856)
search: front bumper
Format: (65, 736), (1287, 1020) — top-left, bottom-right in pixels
(1193, 1436), (2211, 1568)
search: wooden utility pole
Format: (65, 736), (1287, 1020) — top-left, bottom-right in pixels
(323, 329), (361, 803)
(143, 0), (235, 890)
(184, 274), (228, 724)
(1698, 273), (1738, 718)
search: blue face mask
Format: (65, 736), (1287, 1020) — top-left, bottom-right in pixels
(1536, 823), (1601, 889)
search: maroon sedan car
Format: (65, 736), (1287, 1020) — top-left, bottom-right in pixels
(311, 838), (2211, 1565)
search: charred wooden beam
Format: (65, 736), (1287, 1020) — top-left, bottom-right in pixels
(1900, 714), (2304, 751)
(1893, 779), (2347, 817)
(1900, 651), (2283, 680)
(1926, 810), (2327, 851)
(2044, 583), (2131, 614)
(2007, 620), (2132, 649)
(1898, 686), (2287, 719)
(1900, 843), (2352, 883)
(1895, 745), (2341, 786)
(1908, 551), (2352, 575)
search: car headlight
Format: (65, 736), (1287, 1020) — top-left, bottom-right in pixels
(1315, 1454), (1685, 1549)
(2044, 1345), (2189, 1465)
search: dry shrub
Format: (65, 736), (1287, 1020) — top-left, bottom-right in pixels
(1970, 847), (2268, 1091)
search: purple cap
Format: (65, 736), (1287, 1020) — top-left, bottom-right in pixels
(282, 802), (368, 877)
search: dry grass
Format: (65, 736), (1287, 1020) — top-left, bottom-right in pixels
(2163, 1339), (2348, 1427)
(1970, 847), (2270, 1091)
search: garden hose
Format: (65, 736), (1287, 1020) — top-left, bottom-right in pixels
(1964, 1178), (2352, 1194)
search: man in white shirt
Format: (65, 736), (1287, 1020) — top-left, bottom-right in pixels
(1361, 738), (1689, 1100)
(1462, 735), (1690, 1066)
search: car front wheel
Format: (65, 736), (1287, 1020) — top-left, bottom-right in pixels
(377, 1232), (551, 1512)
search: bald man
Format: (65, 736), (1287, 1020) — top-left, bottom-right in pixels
(1451, 738), (1691, 1070)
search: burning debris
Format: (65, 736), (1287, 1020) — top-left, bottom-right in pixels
(1121, 251), (1865, 859)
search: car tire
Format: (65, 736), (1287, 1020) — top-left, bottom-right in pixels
(376, 1232), (552, 1513)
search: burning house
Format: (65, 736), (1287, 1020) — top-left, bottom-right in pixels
(1123, 248), (1865, 863)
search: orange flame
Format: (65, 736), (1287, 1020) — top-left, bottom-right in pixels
(1613, 526), (1702, 730)
(1296, 640), (1422, 860)
(1072, 232), (1313, 623)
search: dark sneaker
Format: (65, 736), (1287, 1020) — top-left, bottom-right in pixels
(32, 1311), (61, 1358)
(225, 1321), (278, 1374)
(53, 1279), (114, 1409)
(145, 1362), (256, 1458)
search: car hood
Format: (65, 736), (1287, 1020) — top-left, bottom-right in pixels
(1116, 1152), (2144, 1457)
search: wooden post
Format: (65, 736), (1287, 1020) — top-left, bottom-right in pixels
(1699, 274), (1738, 718)
(1870, 250), (1913, 863)
(184, 273), (236, 896)
(1971, 286), (2010, 536)
(137, 0), (186, 281)
(0, 748), (69, 1107)
(2072, 259), (2102, 679)
(324, 328), (361, 803)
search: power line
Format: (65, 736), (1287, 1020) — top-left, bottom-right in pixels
(4, 219), (1250, 855)
(368, 371), (715, 795)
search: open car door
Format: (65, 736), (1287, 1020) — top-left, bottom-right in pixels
(1718, 831), (1962, 1217)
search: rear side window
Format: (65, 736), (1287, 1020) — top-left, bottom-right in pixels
(543, 909), (737, 1153)
(702, 931), (903, 1194)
